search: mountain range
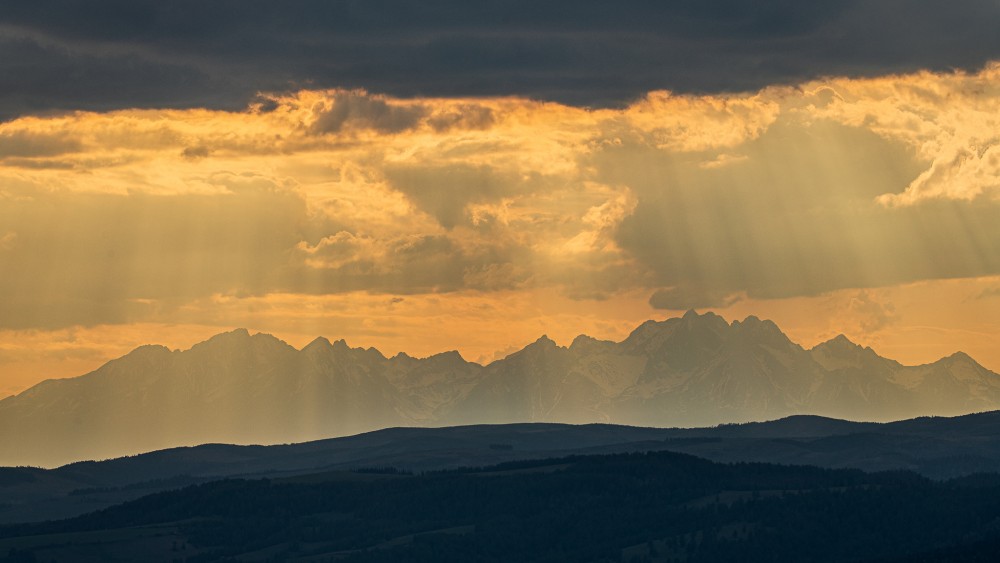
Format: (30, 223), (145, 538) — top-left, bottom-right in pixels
(3, 310), (1000, 467)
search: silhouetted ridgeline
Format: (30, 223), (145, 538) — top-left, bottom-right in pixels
(2, 450), (1000, 562)
(4, 311), (1000, 467)
(8, 412), (1000, 526)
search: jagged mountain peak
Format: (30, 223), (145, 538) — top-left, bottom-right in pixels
(623, 310), (730, 357)
(502, 335), (564, 363)
(202, 327), (251, 344)
(809, 333), (890, 371)
(191, 328), (289, 348)
(250, 332), (293, 349)
(179, 329), (298, 365)
(365, 346), (387, 361)
(684, 309), (723, 320)
(813, 333), (882, 354)
(302, 336), (333, 352)
(520, 334), (560, 352)
(672, 308), (719, 320)
(429, 350), (466, 362)
(126, 343), (173, 357)
(938, 351), (980, 367)
(623, 318), (671, 344)
(536, 334), (556, 344)
(326, 338), (388, 362)
(679, 309), (730, 332)
(186, 328), (252, 355)
(302, 336), (390, 363)
(675, 309), (729, 331)
(624, 319), (666, 341)
(730, 315), (793, 347)
(820, 334), (860, 349)
(568, 334), (615, 354)
(731, 314), (777, 332)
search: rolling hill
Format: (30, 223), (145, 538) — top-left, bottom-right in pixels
(6, 412), (1000, 525)
(5, 449), (1000, 562)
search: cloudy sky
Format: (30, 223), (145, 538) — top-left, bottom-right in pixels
(2, 1), (1000, 396)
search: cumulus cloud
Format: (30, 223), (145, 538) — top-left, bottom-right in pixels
(699, 153), (749, 169)
(3, 65), (1000, 333)
(648, 286), (743, 310)
(383, 164), (541, 229)
(310, 91), (426, 134)
(0, 129), (82, 158)
(559, 188), (637, 255)
(606, 100), (1000, 300)
(462, 262), (530, 291)
(298, 231), (381, 270)
(427, 104), (495, 132)
(293, 231), (528, 294)
(845, 291), (899, 334)
(181, 145), (210, 159)
(816, 289), (900, 342)
(623, 90), (781, 152)
(807, 64), (1000, 205)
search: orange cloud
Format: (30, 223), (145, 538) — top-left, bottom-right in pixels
(3, 69), (1000, 395)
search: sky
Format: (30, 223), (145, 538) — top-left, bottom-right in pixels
(2, 1), (1000, 397)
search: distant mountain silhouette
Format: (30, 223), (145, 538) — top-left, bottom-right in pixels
(3, 310), (1000, 467)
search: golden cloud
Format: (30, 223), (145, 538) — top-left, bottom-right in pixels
(0, 68), (998, 336)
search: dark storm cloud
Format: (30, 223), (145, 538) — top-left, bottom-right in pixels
(0, 0), (998, 119)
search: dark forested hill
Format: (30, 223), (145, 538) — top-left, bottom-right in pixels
(2, 450), (1000, 563)
(7, 412), (1000, 526)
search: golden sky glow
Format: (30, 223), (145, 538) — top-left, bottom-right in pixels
(3, 65), (1000, 397)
